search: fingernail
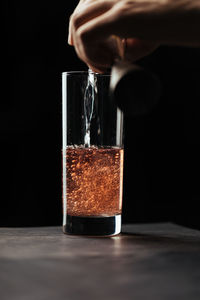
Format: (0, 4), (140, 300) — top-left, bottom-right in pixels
(68, 34), (72, 45)
(68, 30), (73, 45)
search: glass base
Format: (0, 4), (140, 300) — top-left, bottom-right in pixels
(63, 214), (121, 236)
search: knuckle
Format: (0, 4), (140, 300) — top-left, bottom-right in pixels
(77, 27), (89, 43)
(114, 0), (132, 14)
(70, 13), (81, 30)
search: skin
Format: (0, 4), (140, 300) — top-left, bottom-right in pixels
(68, 0), (200, 73)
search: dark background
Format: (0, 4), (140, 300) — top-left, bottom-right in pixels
(1, 1), (200, 227)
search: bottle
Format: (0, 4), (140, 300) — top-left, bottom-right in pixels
(110, 60), (161, 116)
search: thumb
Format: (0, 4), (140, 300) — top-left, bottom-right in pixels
(124, 38), (159, 62)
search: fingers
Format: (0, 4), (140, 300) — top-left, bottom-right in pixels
(72, 7), (117, 45)
(73, 35), (116, 73)
(68, 1), (121, 72)
(68, 0), (115, 45)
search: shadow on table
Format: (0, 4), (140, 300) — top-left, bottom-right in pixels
(120, 228), (200, 250)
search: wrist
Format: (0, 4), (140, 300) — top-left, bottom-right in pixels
(111, 0), (200, 47)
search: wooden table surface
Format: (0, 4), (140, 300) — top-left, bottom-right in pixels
(1, 223), (200, 300)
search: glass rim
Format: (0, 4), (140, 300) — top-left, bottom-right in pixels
(62, 71), (111, 77)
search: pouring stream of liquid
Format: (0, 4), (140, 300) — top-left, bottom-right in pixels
(84, 69), (96, 147)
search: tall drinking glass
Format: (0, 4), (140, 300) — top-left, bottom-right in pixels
(62, 71), (124, 236)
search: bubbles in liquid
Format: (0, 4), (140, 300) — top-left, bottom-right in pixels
(63, 146), (124, 217)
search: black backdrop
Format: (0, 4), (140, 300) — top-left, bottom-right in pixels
(1, 1), (200, 227)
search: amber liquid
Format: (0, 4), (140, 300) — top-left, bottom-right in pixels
(63, 146), (124, 217)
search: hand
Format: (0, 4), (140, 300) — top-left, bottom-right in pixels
(68, 0), (200, 73)
(68, 0), (159, 73)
